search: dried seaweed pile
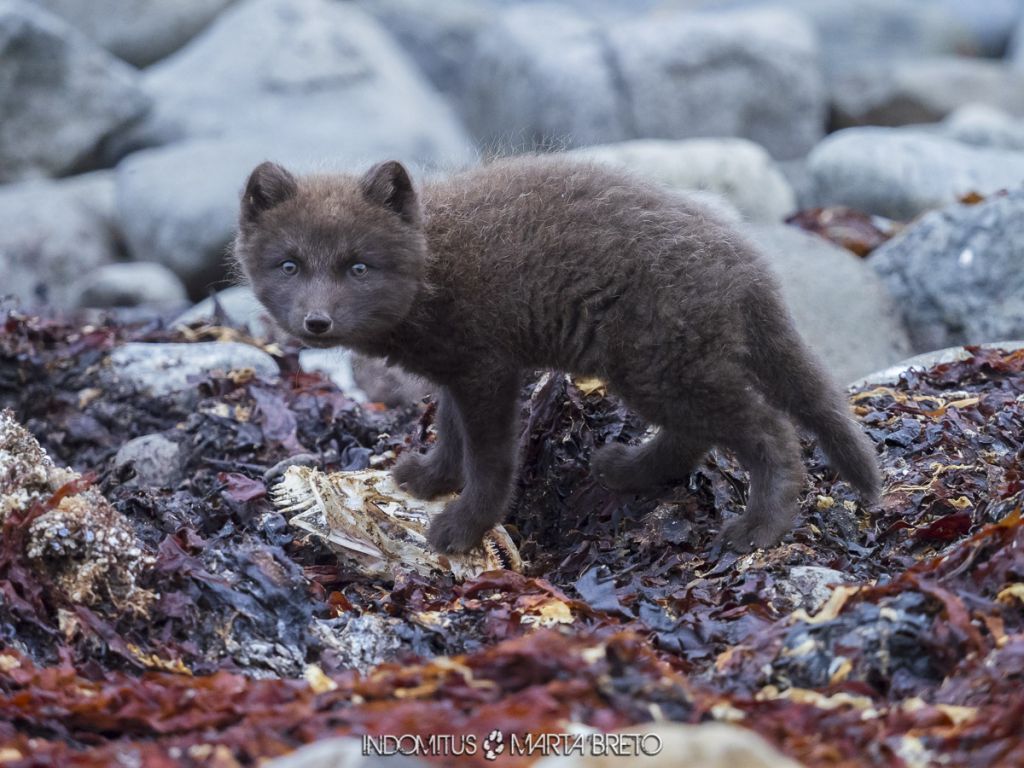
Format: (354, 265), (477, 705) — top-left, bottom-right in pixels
(1, 310), (1022, 767)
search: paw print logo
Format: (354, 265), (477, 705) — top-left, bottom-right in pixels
(481, 729), (505, 761)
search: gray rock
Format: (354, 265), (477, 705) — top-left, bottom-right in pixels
(115, 139), (270, 293)
(114, 434), (183, 488)
(934, 0), (1024, 56)
(868, 187), (1024, 351)
(534, 723), (803, 768)
(808, 128), (1024, 219)
(747, 224), (912, 383)
(0, 172), (121, 308)
(29, 0), (236, 67)
(118, 0), (473, 166)
(571, 138), (796, 222)
(941, 104), (1024, 151)
(0, 1), (150, 182)
(465, 4), (630, 151)
(686, 0), (973, 79)
(777, 159), (816, 211)
(76, 262), (188, 309)
(831, 57), (1024, 129)
(108, 341), (278, 396)
(1013, 14), (1024, 68)
(358, 0), (492, 114)
(465, 5), (825, 160)
(174, 285), (275, 336)
(298, 349), (362, 397)
(610, 9), (825, 160)
(318, 613), (403, 674)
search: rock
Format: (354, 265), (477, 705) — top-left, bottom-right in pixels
(941, 103), (1024, 151)
(747, 224), (912, 383)
(1013, 15), (1024, 67)
(357, 0), (491, 114)
(115, 139), (272, 294)
(868, 187), (1024, 351)
(807, 128), (1024, 219)
(777, 159), (816, 212)
(113, 433), (183, 488)
(770, 565), (851, 614)
(0, 172), (121, 308)
(464, 5), (630, 150)
(298, 349), (362, 398)
(108, 341), (279, 396)
(934, 0), (1024, 56)
(266, 723), (799, 767)
(174, 285), (275, 336)
(465, 5), (824, 160)
(117, 0), (472, 167)
(112, 0), (475, 294)
(534, 723), (803, 767)
(831, 57), (1024, 129)
(31, 0), (236, 67)
(266, 737), (428, 768)
(611, 9), (825, 160)
(76, 262), (189, 309)
(571, 138), (796, 222)
(690, 0), (973, 79)
(0, 1), (150, 182)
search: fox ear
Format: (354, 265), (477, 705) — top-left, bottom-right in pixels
(360, 160), (420, 224)
(242, 162), (297, 222)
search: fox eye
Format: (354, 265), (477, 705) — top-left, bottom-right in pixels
(350, 263), (368, 277)
(280, 260), (298, 276)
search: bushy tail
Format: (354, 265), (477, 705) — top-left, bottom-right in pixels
(742, 289), (881, 502)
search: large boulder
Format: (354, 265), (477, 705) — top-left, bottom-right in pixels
(464, 5), (824, 160)
(357, 0), (491, 114)
(0, 172), (121, 308)
(571, 138), (796, 222)
(808, 128), (1024, 219)
(831, 57), (1024, 129)
(868, 187), (1024, 351)
(746, 224), (912, 382)
(115, 0), (473, 166)
(29, 0), (236, 67)
(685, 0), (973, 78)
(115, 139), (272, 294)
(933, 0), (1024, 56)
(0, 1), (150, 182)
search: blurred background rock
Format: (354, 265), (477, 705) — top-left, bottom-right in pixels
(2, 0), (1023, 392)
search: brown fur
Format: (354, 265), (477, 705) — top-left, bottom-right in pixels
(234, 156), (881, 554)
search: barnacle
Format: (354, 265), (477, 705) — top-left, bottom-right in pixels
(271, 466), (522, 580)
(1, 409), (153, 611)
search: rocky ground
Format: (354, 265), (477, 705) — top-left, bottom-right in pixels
(0, 310), (1023, 766)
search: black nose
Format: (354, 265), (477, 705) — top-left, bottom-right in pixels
(303, 312), (333, 335)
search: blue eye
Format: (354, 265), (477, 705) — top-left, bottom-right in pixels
(350, 263), (368, 277)
(281, 260), (298, 276)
